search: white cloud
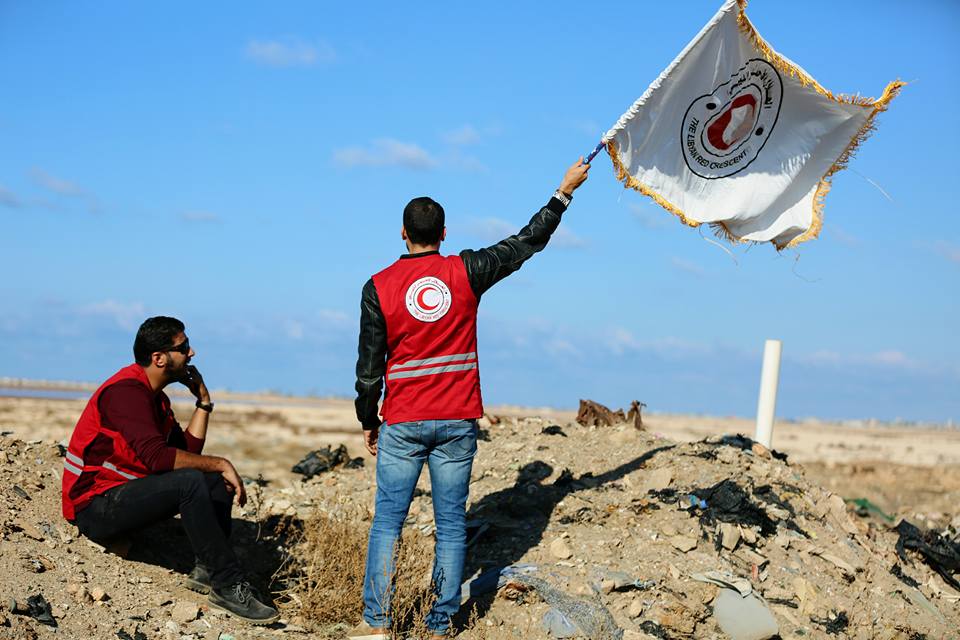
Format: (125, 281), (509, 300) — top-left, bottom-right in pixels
(245, 38), (335, 67)
(629, 203), (670, 230)
(458, 216), (584, 249)
(0, 185), (22, 208)
(333, 139), (436, 170)
(29, 168), (100, 213)
(827, 224), (860, 247)
(285, 320), (305, 340)
(443, 125), (481, 146)
(180, 210), (222, 223)
(78, 300), (147, 332)
(552, 225), (587, 249)
(934, 241), (960, 265)
(670, 256), (706, 278)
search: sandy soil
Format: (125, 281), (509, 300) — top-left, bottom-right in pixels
(0, 388), (958, 639)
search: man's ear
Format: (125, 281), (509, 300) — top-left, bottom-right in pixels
(151, 351), (167, 369)
(401, 226), (408, 241)
(441, 227), (446, 242)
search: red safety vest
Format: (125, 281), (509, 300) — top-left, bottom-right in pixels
(372, 254), (483, 424)
(61, 364), (177, 521)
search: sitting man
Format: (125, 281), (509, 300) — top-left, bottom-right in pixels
(61, 316), (278, 624)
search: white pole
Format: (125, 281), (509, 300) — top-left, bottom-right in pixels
(754, 339), (782, 448)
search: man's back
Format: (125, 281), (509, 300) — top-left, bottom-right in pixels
(371, 252), (481, 424)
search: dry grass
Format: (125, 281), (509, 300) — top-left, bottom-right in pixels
(278, 511), (444, 638)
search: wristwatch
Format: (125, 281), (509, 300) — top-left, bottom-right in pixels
(552, 189), (572, 207)
(195, 400), (214, 413)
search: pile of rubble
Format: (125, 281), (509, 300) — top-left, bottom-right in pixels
(1, 406), (959, 639)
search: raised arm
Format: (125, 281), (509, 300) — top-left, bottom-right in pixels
(460, 158), (590, 298)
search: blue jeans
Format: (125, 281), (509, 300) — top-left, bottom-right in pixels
(362, 419), (478, 633)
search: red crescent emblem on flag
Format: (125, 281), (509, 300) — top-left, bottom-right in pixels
(706, 94), (758, 151)
(681, 58), (782, 180)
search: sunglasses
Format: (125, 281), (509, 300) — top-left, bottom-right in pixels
(165, 338), (191, 355)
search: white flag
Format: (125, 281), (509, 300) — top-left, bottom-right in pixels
(604, 0), (903, 248)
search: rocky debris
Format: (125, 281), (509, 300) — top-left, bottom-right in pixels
(549, 538), (573, 560)
(1, 407), (959, 639)
(575, 399), (648, 430)
(626, 401), (646, 430)
(894, 519), (960, 591)
(290, 444), (363, 480)
(170, 599), (200, 623)
(576, 399), (625, 427)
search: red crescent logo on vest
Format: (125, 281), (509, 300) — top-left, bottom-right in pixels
(405, 277), (452, 323)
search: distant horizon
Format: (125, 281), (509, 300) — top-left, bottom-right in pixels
(2, 375), (955, 428)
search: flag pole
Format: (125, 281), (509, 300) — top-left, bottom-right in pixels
(584, 141), (606, 164)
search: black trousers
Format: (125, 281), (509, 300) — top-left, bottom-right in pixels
(75, 468), (244, 588)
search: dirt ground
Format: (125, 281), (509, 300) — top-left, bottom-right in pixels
(0, 389), (958, 639)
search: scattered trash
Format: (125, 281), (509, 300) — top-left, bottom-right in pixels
(689, 479), (778, 537)
(22, 593), (57, 627)
(890, 563), (921, 589)
(291, 445), (362, 479)
(712, 588), (778, 640)
(541, 425), (567, 437)
(591, 569), (655, 594)
(691, 570), (752, 596)
(499, 571), (622, 639)
(12, 485), (30, 500)
(895, 519), (960, 591)
(542, 608), (578, 638)
(647, 487), (679, 504)
(707, 433), (788, 462)
(638, 621), (671, 639)
(810, 610), (850, 635)
(626, 400), (646, 430)
(847, 497), (895, 522)
(576, 399), (626, 427)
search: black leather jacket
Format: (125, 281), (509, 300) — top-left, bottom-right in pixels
(355, 195), (570, 429)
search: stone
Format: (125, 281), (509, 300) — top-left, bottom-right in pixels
(90, 587), (108, 602)
(642, 467), (673, 492)
(720, 523), (741, 551)
(751, 442), (772, 459)
(670, 535), (698, 552)
(73, 585), (93, 604)
(171, 600), (200, 624)
(712, 588), (779, 640)
(628, 597), (645, 618)
(740, 526), (758, 545)
(550, 538), (573, 560)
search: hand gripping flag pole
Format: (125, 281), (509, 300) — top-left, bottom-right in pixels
(584, 141), (606, 165)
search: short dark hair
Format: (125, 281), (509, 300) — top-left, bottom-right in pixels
(133, 316), (185, 366)
(403, 197), (445, 246)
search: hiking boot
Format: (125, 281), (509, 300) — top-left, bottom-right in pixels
(208, 581), (279, 624)
(345, 620), (391, 639)
(185, 563), (212, 594)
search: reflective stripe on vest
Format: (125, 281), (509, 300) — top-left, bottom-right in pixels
(387, 351), (477, 380)
(62, 452), (140, 481)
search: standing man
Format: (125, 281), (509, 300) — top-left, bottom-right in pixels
(350, 159), (590, 639)
(62, 316), (279, 624)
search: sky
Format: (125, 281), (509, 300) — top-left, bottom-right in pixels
(1, 1), (958, 423)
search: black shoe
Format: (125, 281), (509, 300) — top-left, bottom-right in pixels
(208, 581), (280, 625)
(185, 564), (212, 594)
